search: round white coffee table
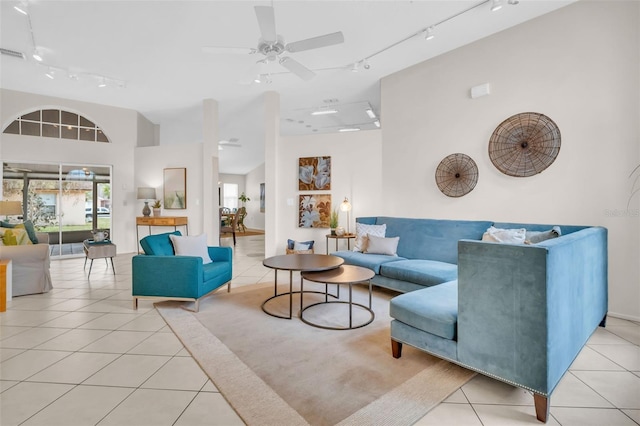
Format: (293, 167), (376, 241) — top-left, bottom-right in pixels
(300, 265), (375, 330)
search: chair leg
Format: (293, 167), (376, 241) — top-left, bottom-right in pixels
(391, 339), (403, 358)
(133, 297), (138, 310)
(227, 281), (231, 292)
(232, 231), (236, 245)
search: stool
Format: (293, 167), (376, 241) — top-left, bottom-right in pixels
(83, 240), (116, 276)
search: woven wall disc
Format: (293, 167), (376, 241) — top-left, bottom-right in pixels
(435, 153), (478, 197)
(488, 112), (561, 177)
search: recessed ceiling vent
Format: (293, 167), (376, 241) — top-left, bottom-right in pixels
(0, 48), (25, 59)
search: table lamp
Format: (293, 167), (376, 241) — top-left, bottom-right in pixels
(0, 201), (23, 221)
(340, 197), (352, 235)
(136, 187), (156, 217)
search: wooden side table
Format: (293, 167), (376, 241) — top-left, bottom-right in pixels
(136, 216), (188, 253)
(326, 234), (356, 254)
(0, 259), (12, 312)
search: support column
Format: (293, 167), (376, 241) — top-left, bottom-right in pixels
(264, 91), (280, 257)
(202, 99), (220, 246)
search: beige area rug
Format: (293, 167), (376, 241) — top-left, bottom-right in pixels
(157, 283), (475, 426)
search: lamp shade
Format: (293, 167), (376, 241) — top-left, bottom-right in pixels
(137, 187), (156, 200)
(340, 197), (352, 212)
(0, 201), (22, 216)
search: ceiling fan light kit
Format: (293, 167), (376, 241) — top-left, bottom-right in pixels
(203, 5), (344, 82)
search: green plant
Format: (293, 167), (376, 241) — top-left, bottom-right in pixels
(329, 209), (339, 228)
(239, 192), (250, 204)
(152, 200), (162, 208)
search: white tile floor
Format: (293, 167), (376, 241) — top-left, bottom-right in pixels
(1, 234), (639, 426)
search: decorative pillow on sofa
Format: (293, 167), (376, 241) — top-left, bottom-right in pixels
(364, 234), (400, 256)
(1, 220), (38, 244)
(169, 233), (212, 264)
(482, 226), (526, 244)
(353, 223), (386, 252)
(0, 227), (32, 245)
(525, 226), (562, 244)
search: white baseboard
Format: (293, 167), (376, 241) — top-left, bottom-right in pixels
(607, 311), (640, 324)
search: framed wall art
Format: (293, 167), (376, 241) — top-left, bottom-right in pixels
(299, 156), (331, 191)
(164, 167), (187, 209)
(299, 194), (331, 228)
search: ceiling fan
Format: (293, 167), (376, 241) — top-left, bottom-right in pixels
(218, 138), (242, 150)
(3, 163), (32, 173)
(203, 5), (344, 81)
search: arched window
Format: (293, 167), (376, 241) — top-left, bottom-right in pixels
(3, 108), (110, 142)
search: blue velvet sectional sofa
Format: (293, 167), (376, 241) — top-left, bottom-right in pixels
(333, 217), (608, 423)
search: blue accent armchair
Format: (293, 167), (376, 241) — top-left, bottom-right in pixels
(132, 231), (233, 312)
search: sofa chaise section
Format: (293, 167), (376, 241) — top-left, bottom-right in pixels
(390, 225), (608, 423)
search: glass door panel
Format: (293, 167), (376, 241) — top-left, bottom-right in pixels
(2, 162), (111, 257)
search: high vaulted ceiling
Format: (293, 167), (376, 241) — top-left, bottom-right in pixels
(1, 1), (573, 174)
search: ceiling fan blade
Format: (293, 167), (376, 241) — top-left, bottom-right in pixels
(285, 31), (344, 53)
(202, 46), (256, 55)
(279, 57), (316, 81)
(254, 6), (277, 42)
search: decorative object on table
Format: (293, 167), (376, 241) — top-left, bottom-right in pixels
(340, 197), (352, 235)
(152, 200), (162, 216)
(488, 112), (561, 177)
(329, 208), (339, 235)
(299, 194), (331, 228)
(0, 200), (22, 221)
(164, 167), (187, 209)
(298, 156), (331, 191)
(91, 229), (109, 242)
(238, 192), (250, 207)
(435, 153), (478, 198)
(335, 226), (345, 236)
(136, 187), (156, 217)
(259, 183), (265, 213)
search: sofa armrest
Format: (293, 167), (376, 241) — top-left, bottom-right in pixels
(456, 227), (607, 396)
(208, 246), (232, 263)
(132, 255), (203, 299)
(36, 232), (49, 244)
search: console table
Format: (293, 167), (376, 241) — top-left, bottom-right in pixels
(136, 216), (188, 252)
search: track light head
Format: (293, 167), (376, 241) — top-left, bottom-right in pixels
(425, 27), (435, 41)
(32, 50), (42, 62)
(491, 0), (504, 12)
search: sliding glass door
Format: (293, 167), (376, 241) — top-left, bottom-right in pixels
(2, 162), (112, 257)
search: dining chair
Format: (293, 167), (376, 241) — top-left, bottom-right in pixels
(220, 209), (239, 245)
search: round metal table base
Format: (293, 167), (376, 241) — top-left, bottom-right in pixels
(261, 290), (338, 319)
(300, 301), (375, 330)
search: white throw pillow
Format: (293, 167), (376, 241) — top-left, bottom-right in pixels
(353, 223), (386, 252)
(482, 226), (526, 244)
(169, 233), (213, 264)
(293, 241), (310, 251)
(364, 234), (400, 256)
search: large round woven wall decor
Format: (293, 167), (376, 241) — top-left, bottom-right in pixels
(488, 112), (561, 177)
(435, 153), (479, 197)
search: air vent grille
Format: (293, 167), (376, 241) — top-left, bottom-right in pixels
(0, 48), (25, 59)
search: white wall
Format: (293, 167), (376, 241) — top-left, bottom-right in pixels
(245, 163), (266, 230)
(275, 130), (383, 255)
(0, 88), (150, 254)
(379, 1), (640, 320)
(134, 144), (208, 238)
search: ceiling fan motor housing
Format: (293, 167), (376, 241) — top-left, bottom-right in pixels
(258, 36), (285, 61)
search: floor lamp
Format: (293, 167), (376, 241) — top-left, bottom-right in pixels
(340, 197), (352, 236)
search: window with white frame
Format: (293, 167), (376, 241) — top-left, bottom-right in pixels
(223, 183), (238, 210)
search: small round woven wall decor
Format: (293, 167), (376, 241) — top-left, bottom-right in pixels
(488, 112), (561, 177)
(435, 153), (478, 197)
